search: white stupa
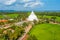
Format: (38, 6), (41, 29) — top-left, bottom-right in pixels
(27, 11), (38, 21)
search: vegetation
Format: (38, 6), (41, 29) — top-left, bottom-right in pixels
(0, 11), (60, 40)
(29, 23), (60, 40)
(0, 25), (24, 40)
(27, 35), (37, 40)
(0, 11), (60, 22)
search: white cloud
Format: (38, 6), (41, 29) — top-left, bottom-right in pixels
(24, 1), (44, 8)
(0, 0), (44, 8)
(22, 0), (31, 2)
(21, 0), (34, 2)
(19, 0), (35, 3)
(4, 0), (16, 5)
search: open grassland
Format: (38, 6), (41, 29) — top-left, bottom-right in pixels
(0, 14), (19, 19)
(29, 23), (60, 40)
(7, 14), (19, 18)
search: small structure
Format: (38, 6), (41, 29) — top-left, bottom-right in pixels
(8, 19), (14, 21)
(0, 20), (8, 22)
(27, 11), (38, 21)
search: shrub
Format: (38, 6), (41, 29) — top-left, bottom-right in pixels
(22, 22), (28, 27)
(27, 35), (37, 40)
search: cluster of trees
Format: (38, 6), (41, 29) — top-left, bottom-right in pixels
(35, 12), (60, 16)
(0, 25), (24, 40)
(37, 16), (57, 24)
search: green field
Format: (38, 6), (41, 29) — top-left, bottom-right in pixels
(29, 23), (60, 40)
(0, 14), (19, 19)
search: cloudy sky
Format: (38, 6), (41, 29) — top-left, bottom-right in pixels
(0, 0), (60, 11)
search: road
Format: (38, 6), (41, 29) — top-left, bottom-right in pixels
(18, 24), (32, 40)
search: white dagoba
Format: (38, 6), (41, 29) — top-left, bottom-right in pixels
(27, 11), (38, 21)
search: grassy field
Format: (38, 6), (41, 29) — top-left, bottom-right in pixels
(0, 14), (19, 19)
(29, 23), (60, 40)
(7, 14), (19, 18)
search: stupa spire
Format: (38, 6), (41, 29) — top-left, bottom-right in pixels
(27, 11), (38, 21)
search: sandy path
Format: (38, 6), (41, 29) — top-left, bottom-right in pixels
(18, 24), (32, 40)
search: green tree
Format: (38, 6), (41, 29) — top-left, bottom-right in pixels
(50, 16), (56, 23)
(22, 22), (28, 27)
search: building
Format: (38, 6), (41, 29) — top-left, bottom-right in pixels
(0, 20), (8, 22)
(27, 11), (38, 21)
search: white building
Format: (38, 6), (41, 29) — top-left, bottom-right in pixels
(27, 11), (38, 21)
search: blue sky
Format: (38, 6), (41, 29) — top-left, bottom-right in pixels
(0, 0), (60, 11)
